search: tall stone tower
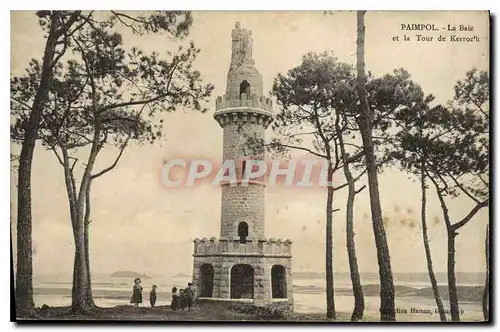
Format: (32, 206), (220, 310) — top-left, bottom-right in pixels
(192, 22), (293, 308)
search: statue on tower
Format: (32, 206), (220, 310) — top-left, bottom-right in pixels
(231, 22), (243, 68)
(230, 22), (253, 68)
(242, 30), (253, 61)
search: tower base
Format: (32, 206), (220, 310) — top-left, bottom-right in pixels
(192, 238), (293, 308)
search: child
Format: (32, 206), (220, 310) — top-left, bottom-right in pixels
(185, 282), (195, 312)
(179, 289), (187, 310)
(170, 286), (179, 310)
(150, 285), (157, 308)
(130, 278), (143, 307)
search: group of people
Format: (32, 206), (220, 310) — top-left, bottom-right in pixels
(170, 285), (195, 311)
(130, 277), (196, 311)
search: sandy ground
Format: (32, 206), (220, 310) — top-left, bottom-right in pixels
(20, 301), (484, 322)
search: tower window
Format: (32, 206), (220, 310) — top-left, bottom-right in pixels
(240, 80), (250, 97)
(271, 265), (287, 298)
(238, 222), (249, 244)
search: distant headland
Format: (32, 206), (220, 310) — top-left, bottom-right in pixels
(173, 272), (191, 278)
(110, 271), (151, 278)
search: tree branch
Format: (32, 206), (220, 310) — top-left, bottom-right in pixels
(92, 103), (147, 179)
(110, 11), (149, 34)
(53, 11), (82, 39)
(50, 11), (92, 69)
(354, 184), (366, 195)
(342, 142), (363, 150)
(331, 169), (366, 191)
(11, 96), (33, 111)
(97, 93), (169, 114)
(91, 135), (130, 179)
(426, 168), (452, 229)
(447, 171), (481, 204)
(478, 174), (489, 187)
(48, 144), (65, 167)
(451, 199), (489, 231)
(279, 143), (328, 159)
(346, 149), (364, 164)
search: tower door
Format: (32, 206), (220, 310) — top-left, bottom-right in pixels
(230, 264), (254, 299)
(199, 264), (214, 298)
(271, 265), (287, 298)
(238, 222), (248, 243)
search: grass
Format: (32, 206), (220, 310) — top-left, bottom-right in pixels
(23, 301), (367, 322)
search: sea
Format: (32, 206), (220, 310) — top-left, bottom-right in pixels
(33, 272), (485, 322)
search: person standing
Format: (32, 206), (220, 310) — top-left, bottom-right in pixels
(170, 287), (179, 310)
(185, 282), (196, 312)
(149, 285), (157, 308)
(179, 289), (187, 310)
(130, 278), (143, 308)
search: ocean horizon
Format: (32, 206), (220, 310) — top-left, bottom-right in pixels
(32, 271), (485, 321)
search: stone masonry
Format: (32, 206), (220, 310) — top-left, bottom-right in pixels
(191, 22), (293, 308)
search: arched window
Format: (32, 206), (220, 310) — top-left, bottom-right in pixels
(271, 265), (287, 298)
(199, 264), (214, 298)
(240, 80), (250, 97)
(231, 264), (254, 299)
(238, 222), (248, 244)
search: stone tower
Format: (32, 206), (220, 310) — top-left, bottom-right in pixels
(191, 22), (293, 308)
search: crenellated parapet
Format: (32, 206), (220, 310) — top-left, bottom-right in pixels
(216, 93), (273, 113)
(193, 237), (292, 257)
(214, 93), (274, 129)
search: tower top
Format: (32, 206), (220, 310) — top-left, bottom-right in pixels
(214, 22), (273, 125)
(230, 22), (254, 68)
(224, 22), (263, 97)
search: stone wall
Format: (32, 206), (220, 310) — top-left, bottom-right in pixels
(225, 63), (264, 97)
(215, 107), (272, 240)
(221, 121), (265, 161)
(192, 254), (293, 307)
(220, 184), (265, 239)
(193, 238), (292, 256)
(215, 93), (273, 113)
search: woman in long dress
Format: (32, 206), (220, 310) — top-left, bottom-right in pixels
(130, 278), (143, 307)
(170, 287), (180, 310)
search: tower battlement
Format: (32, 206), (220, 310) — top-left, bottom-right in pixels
(193, 238), (292, 257)
(215, 93), (273, 113)
(214, 93), (274, 129)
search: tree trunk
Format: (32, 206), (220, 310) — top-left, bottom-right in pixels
(337, 115), (364, 321)
(447, 231), (460, 321)
(325, 163), (336, 319)
(69, 116), (101, 311)
(84, 181), (95, 307)
(60, 147), (95, 313)
(420, 162), (446, 321)
(356, 10), (395, 321)
(15, 154), (36, 316)
(482, 224), (489, 321)
(71, 222), (90, 312)
(345, 175), (364, 321)
(15, 12), (61, 317)
(70, 182), (96, 313)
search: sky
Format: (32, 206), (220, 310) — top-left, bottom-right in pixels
(10, 11), (489, 280)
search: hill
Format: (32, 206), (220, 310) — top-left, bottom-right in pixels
(110, 271), (151, 278)
(173, 273), (191, 278)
